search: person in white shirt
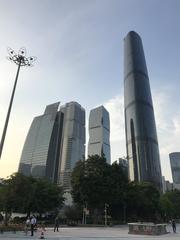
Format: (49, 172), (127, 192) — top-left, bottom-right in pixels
(25, 217), (30, 235)
(30, 215), (37, 236)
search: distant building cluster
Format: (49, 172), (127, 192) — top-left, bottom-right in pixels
(161, 153), (180, 192)
(19, 102), (85, 191)
(118, 157), (128, 174)
(19, 103), (110, 191)
(162, 176), (173, 193)
(18, 31), (178, 193)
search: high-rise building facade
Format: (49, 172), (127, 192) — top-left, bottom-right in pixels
(162, 176), (174, 193)
(58, 102), (85, 190)
(88, 105), (111, 163)
(19, 102), (63, 183)
(124, 31), (162, 190)
(19, 101), (85, 190)
(118, 157), (128, 175)
(169, 152), (180, 189)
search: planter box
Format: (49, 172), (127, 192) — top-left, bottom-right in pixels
(128, 222), (168, 235)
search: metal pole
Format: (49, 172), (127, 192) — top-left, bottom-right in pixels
(0, 47), (36, 159)
(0, 61), (21, 158)
(123, 202), (126, 223)
(84, 209), (86, 224)
(105, 204), (107, 226)
(82, 207), (85, 224)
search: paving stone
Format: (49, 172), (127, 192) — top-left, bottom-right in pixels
(0, 224), (179, 240)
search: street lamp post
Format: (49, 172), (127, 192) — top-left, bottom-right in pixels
(104, 203), (109, 226)
(0, 47), (36, 159)
(82, 203), (88, 224)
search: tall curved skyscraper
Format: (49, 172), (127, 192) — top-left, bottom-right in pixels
(124, 31), (162, 190)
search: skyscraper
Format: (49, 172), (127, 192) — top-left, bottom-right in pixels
(19, 101), (85, 189)
(118, 157), (128, 176)
(169, 152), (180, 189)
(19, 102), (63, 183)
(124, 31), (162, 190)
(58, 102), (85, 190)
(88, 105), (111, 163)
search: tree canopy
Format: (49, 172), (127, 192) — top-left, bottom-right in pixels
(126, 181), (160, 221)
(71, 155), (129, 221)
(0, 173), (64, 217)
(71, 155), (164, 223)
(160, 189), (180, 220)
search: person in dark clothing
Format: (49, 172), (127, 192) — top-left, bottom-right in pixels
(171, 219), (176, 233)
(54, 216), (59, 232)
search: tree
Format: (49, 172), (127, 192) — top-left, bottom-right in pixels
(107, 161), (128, 221)
(71, 159), (86, 206)
(0, 173), (33, 223)
(71, 156), (162, 223)
(71, 155), (110, 211)
(30, 178), (64, 216)
(160, 189), (180, 220)
(126, 182), (160, 221)
(1, 173), (35, 215)
(0, 173), (64, 219)
(71, 155), (129, 222)
(0, 183), (12, 224)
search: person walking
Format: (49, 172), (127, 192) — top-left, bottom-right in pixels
(25, 217), (30, 235)
(30, 215), (37, 236)
(171, 219), (176, 233)
(39, 223), (46, 239)
(54, 216), (59, 232)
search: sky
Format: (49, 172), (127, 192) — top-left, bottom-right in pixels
(0, 0), (179, 181)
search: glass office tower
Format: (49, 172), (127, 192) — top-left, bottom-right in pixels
(124, 31), (162, 190)
(19, 101), (85, 189)
(88, 106), (111, 164)
(19, 102), (63, 183)
(58, 102), (85, 191)
(169, 152), (180, 185)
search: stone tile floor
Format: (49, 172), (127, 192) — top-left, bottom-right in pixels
(0, 224), (179, 239)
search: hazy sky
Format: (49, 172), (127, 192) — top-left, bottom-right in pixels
(0, 0), (179, 181)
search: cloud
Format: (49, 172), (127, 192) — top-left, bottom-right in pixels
(104, 95), (124, 142)
(173, 117), (180, 135)
(104, 94), (126, 162)
(153, 89), (180, 180)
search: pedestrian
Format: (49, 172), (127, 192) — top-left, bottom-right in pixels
(30, 215), (37, 236)
(25, 217), (30, 235)
(171, 219), (176, 233)
(54, 216), (59, 232)
(39, 223), (46, 239)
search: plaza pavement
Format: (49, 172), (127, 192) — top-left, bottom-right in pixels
(0, 224), (180, 240)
